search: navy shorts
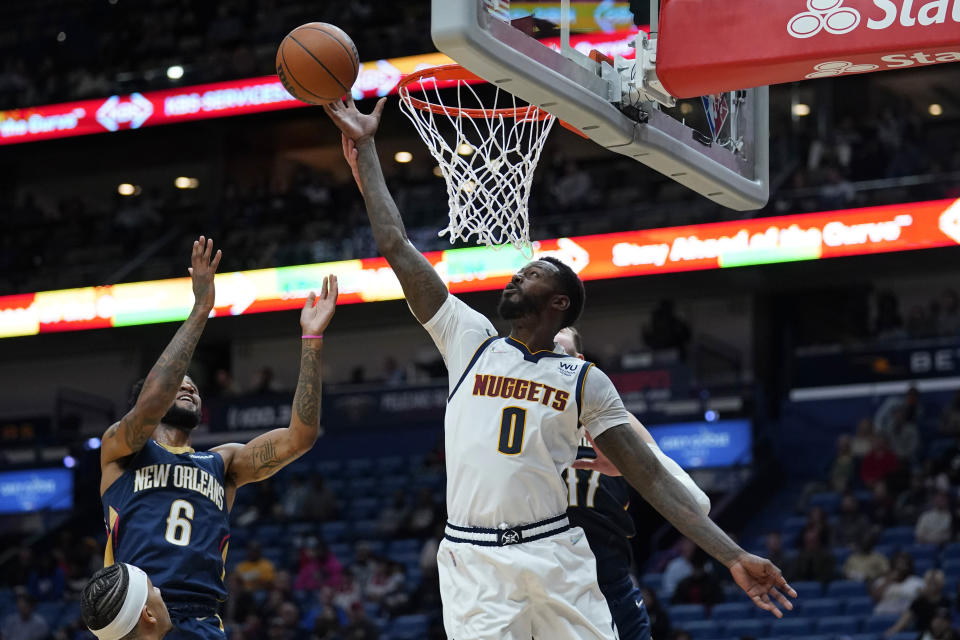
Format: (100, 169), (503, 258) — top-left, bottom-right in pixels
(601, 574), (652, 640)
(165, 613), (226, 640)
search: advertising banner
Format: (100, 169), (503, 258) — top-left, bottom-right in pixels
(0, 469), (74, 514)
(1, 198), (958, 338)
(0, 30), (639, 146)
(793, 337), (960, 387)
(648, 419), (753, 469)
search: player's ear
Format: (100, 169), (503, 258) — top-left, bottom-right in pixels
(551, 294), (570, 313)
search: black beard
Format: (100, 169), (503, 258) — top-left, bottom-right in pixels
(497, 292), (539, 320)
(162, 403), (201, 431)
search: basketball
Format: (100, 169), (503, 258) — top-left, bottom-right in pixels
(276, 23), (359, 105)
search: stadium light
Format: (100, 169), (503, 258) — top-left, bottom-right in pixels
(432, 166), (444, 177)
(85, 437), (102, 450)
(56, 32), (66, 43)
(394, 151), (413, 163)
(63, 455), (76, 468)
(929, 103), (943, 116)
(167, 65), (185, 80)
(679, 103), (693, 115)
(117, 183), (136, 196)
(704, 410), (719, 422)
(792, 103), (811, 117)
(175, 176), (199, 189)
(457, 143), (474, 156)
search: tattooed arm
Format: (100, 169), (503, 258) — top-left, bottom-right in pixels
(100, 237), (221, 471)
(593, 424), (797, 617)
(215, 276), (337, 488)
(324, 98), (448, 324)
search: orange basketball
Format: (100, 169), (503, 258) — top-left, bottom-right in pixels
(276, 23), (359, 105)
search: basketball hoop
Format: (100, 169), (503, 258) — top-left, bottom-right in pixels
(398, 64), (556, 254)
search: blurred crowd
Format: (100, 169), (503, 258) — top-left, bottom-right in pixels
(0, 0), (429, 110)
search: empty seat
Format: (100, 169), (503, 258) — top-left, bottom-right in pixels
(345, 458), (374, 475)
(377, 456), (406, 472)
(879, 526), (915, 547)
(862, 614), (900, 633)
(809, 492), (842, 513)
(817, 615), (860, 634)
(388, 539), (422, 554)
(668, 604), (708, 622)
(904, 544), (938, 561)
(770, 616), (814, 636)
(351, 519), (379, 540)
(848, 634), (880, 640)
(801, 598), (842, 617)
(390, 613), (429, 640)
(915, 558), (935, 575)
(791, 581), (825, 600)
(942, 558), (960, 574)
(942, 542), (960, 559)
(319, 521), (350, 542)
(641, 572), (664, 591)
(678, 620), (717, 638)
(723, 618), (770, 637)
(710, 602), (754, 620)
(313, 460), (342, 475)
(827, 580), (868, 598)
(833, 547), (853, 566)
(844, 596), (875, 616)
(889, 633), (919, 640)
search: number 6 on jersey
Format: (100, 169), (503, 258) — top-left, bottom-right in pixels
(165, 499), (194, 546)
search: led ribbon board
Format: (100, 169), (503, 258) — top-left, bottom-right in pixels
(1, 198), (957, 338)
(0, 30), (639, 146)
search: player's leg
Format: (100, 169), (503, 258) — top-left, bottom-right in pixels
(600, 575), (652, 640)
(164, 614), (227, 640)
(438, 539), (533, 640)
(526, 528), (616, 640)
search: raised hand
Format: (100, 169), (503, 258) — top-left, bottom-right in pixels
(188, 236), (222, 310)
(729, 554), (796, 618)
(323, 96), (387, 143)
(300, 275), (338, 336)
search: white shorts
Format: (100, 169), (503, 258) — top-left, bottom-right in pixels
(438, 526), (616, 640)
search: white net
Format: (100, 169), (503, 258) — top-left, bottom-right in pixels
(398, 67), (556, 254)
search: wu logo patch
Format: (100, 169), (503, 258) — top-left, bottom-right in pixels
(558, 362), (578, 377)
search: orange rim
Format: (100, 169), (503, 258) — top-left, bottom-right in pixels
(398, 64), (554, 121)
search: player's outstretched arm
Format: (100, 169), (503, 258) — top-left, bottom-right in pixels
(323, 97), (447, 324)
(100, 237), (221, 467)
(575, 413), (711, 514)
(214, 275), (337, 487)
(593, 424), (797, 618)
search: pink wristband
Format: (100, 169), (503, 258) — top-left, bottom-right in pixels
(301, 334), (324, 340)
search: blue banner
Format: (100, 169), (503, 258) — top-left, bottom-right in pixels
(0, 469), (74, 514)
(648, 419), (752, 469)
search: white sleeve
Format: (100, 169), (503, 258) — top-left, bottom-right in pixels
(420, 295), (497, 381)
(579, 365), (630, 439)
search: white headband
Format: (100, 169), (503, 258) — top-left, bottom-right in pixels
(90, 564), (149, 640)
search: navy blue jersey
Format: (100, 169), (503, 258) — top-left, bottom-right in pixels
(102, 440), (230, 609)
(564, 437), (635, 563)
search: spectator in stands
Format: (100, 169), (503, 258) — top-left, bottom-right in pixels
(875, 291), (906, 339)
(671, 553), (723, 606)
(873, 552), (925, 616)
(333, 571), (364, 613)
(662, 538), (696, 597)
(789, 527), (836, 583)
(803, 505), (832, 547)
(939, 391), (960, 437)
(861, 435), (901, 488)
(939, 289), (960, 336)
(5, 547), (33, 588)
(282, 474), (310, 519)
(222, 573), (256, 627)
(763, 531), (786, 570)
(895, 471), (930, 525)
(404, 487), (439, 537)
(884, 569), (950, 639)
(27, 554), (65, 601)
(295, 541), (344, 591)
(378, 490), (411, 538)
(877, 386), (924, 436)
(213, 368), (240, 397)
(381, 356), (406, 386)
(869, 480), (898, 527)
(852, 418), (876, 458)
(303, 476), (338, 522)
(2, 591), (48, 640)
(845, 533), (890, 582)
(235, 541), (277, 590)
(351, 543), (377, 591)
(835, 492), (872, 548)
(365, 559), (406, 612)
(251, 366), (282, 394)
(915, 491), (953, 545)
(312, 585), (347, 638)
(343, 601), (380, 639)
(641, 587), (672, 640)
(887, 407), (921, 462)
(642, 299), (691, 356)
(831, 435), (856, 491)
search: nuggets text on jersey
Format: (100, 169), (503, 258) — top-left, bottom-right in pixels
(472, 374), (570, 411)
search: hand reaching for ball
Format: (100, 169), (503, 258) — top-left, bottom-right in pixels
(324, 96), (387, 144)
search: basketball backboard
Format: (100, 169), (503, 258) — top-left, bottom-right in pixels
(431, 0), (769, 210)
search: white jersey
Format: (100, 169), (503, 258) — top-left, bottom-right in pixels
(422, 295), (629, 528)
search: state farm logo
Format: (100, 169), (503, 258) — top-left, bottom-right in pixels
(806, 60), (879, 77)
(788, 0), (861, 38)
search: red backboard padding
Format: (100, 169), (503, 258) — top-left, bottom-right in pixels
(657, 0), (960, 97)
